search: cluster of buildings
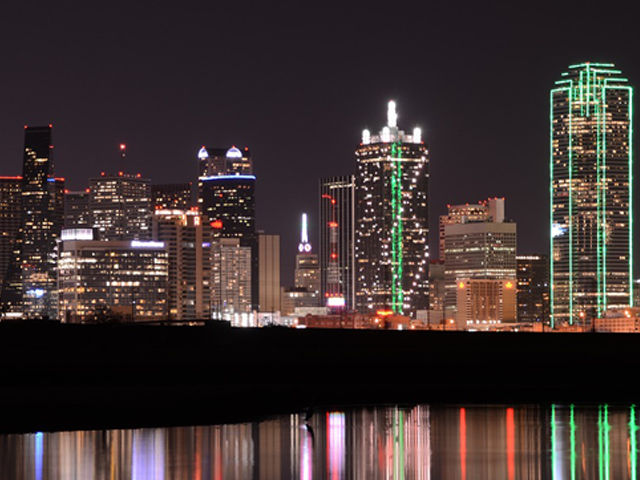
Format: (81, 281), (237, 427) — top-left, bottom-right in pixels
(0, 62), (636, 331)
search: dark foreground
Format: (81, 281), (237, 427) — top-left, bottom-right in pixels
(1, 320), (639, 434)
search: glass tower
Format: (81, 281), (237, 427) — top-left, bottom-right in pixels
(355, 101), (429, 316)
(550, 62), (633, 326)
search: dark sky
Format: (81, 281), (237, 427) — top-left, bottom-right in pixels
(1, 1), (639, 285)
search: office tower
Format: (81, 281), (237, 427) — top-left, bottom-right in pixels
(211, 238), (252, 325)
(443, 198), (516, 318)
(354, 101), (429, 316)
(0, 176), (22, 311)
(20, 126), (65, 319)
(198, 145), (258, 309)
(439, 203), (490, 260)
(282, 214), (320, 314)
(320, 176), (355, 311)
(550, 62), (633, 325)
(516, 254), (550, 324)
(456, 279), (517, 329)
(198, 146), (252, 177)
(89, 172), (152, 241)
(428, 259), (445, 325)
(152, 183), (193, 210)
(258, 233), (281, 313)
(58, 231), (168, 322)
(294, 213), (320, 294)
(64, 190), (90, 228)
(153, 209), (212, 320)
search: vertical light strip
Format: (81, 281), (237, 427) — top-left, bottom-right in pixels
(570, 404), (576, 480)
(631, 404), (638, 480)
(551, 404), (558, 480)
(602, 82), (608, 312)
(390, 142), (403, 313)
(550, 88), (555, 328)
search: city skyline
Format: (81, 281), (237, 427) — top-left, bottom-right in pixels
(1, 2), (639, 284)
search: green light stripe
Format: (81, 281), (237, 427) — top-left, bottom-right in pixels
(390, 142), (403, 313)
(571, 404), (576, 480)
(631, 405), (637, 480)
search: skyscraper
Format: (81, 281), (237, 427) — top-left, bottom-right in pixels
(64, 190), (90, 228)
(0, 176), (22, 313)
(516, 254), (550, 324)
(89, 172), (152, 241)
(151, 183), (193, 210)
(550, 62), (633, 325)
(198, 145), (258, 309)
(354, 101), (429, 316)
(20, 126), (65, 319)
(319, 175), (355, 311)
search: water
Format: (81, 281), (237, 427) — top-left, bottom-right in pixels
(1, 403), (638, 479)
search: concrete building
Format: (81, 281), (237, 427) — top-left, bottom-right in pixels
(258, 233), (280, 313)
(443, 198), (516, 319)
(153, 209), (212, 320)
(58, 232), (168, 322)
(594, 307), (640, 333)
(211, 238), (252, 326)
(439, 202), (490, 260)
(456, 278), (517, 329)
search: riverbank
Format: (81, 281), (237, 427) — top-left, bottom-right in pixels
(1, 320), (638, 433)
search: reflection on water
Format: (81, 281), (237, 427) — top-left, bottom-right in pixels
(1, 404), (640, 479)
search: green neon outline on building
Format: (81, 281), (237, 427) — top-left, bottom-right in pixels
(390, 142), (404, 313)
(551, 64), (633, 325)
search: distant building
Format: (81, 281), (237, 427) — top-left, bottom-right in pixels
(456, 278), (517, 330)
(198, 145), (252, 177)
(258, 233), (280, 313)
(0, 176), (22, 313)
(319, 175), (355, 311)
(355, 101), (430, 317)
(516, 255), (549, 324)
(152, 183), (193, 211)
(550, 63), (633, 325)
(211, 238), (252, 326)
(58, 233), (168, 322)
(153, 209), (212, 320)
(89, 172), (152, 241)
(439, 202), (490, 261)
(427, 260), (445, 326)
(64, 190), (90, 228)
(20, 126), (65, 319)
(443, 198), (516, 318)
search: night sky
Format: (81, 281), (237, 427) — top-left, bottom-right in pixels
(1, 1), (639, 285)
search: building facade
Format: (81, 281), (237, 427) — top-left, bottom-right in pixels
(550, 62), (633, 326)
(151, 183), (193, 211)
(456, 278), (517, 329)
(153, 209), (212, 320)
(516, 254), (550, 324)
(20, 126), (65, 319)
(64, 190), (90, 228)
(89, 172), (152, 241)
(354, 102), (429, 316)
(319, 175), (355, 311)
(58, 234), (169, 322)
(211, 238), (252, 325)
(0, 176), (22, 313)
(443, 199), (517, 318)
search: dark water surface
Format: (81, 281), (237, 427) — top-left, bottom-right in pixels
(1, 403), (638, 479)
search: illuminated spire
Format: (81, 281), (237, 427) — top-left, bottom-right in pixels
(387, 100), (398, 127)
(298, 213), (312, 253)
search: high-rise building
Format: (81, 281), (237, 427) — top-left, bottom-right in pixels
(443, 198), (516, 318)
(354, 101), (429, 316)
(516, 254), (550, 324)
(153, 209), (212, 320)
(456, 278), (517, 329)
(211, 238), (252, 325)
(258, 233), (281, 313)
(64, 190), (90, 228)
(20, 126), (65, 319)
(319, 175), (355, 311)
(58, 231), (168, 322)
(198, 145), (258, 309)
(550, 62), (633, 325)
(152, 183), (193, 211)
(0, 176), (22, 312)
(89, 172), (152, 241)
(439, 203), (490, 261)
(198, 146), (252, 177)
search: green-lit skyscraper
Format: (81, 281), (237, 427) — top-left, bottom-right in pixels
(550, 62), (633, 326)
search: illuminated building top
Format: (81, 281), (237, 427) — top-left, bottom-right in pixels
(298, 213), (312, 253)
(361, 100), (422, 145)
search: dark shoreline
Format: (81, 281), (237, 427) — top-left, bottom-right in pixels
(1, 320), (639, 434)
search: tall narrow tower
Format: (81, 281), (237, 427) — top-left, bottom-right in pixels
(550, 62), (633, 326)
(355, 101), (430, 316)
(21, 126), (64, 319)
